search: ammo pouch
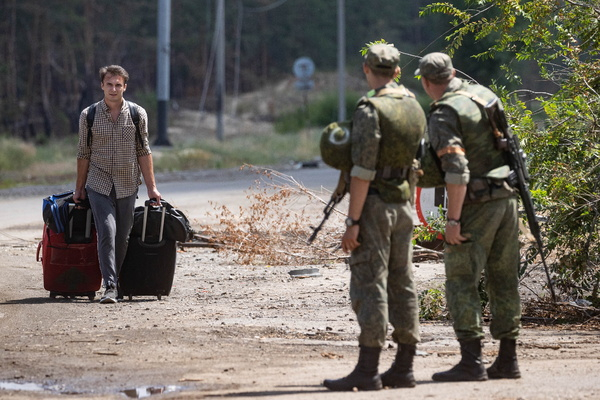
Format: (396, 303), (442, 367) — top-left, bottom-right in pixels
(465, 166), (516, 204)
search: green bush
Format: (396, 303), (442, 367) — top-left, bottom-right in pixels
(0, 137), (36, 172)
(419, 286), (447, 320)
(0, 124), (321, 189)
(153, 129), (321, 173)
(274, 91), (361, 134)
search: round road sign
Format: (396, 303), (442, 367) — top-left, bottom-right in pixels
(293, 57), (315, 80)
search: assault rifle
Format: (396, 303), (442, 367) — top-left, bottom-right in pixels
(307, 172), (348, 245)
(484, 98), (557, 302)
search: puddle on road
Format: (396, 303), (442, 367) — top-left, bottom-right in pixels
(0, 381), (183, 398)
(122, 385), (181, 398)
(0, 381), (45, 392)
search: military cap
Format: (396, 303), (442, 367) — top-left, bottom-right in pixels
(364, 44), (400, 72)
(415, 52), (454, 81)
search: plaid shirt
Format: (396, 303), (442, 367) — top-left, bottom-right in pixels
(77, 99), (152, 199)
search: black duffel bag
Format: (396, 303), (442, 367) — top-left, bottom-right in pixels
(130, 199), (194, 243)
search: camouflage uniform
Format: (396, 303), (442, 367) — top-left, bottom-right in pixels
(349, 82), (426, 348)
(428, 77), (521, 341)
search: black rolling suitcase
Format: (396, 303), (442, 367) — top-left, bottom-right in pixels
(119, 200), (177, 300)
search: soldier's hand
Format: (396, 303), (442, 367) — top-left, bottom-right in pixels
(341, 226), (360, 253)
(444, 224), (467, 245)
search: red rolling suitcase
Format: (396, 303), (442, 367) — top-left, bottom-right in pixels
(119, 201), (177, 301)
(37, 206), (101, 300)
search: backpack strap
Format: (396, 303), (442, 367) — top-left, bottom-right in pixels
(127, 101), (143, 148)
(86, 101), (143, 147)
(453, 90), (491, 108)
(86, 104), (97, 147)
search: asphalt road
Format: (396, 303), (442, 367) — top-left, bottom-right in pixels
(0, 165), (340, 245)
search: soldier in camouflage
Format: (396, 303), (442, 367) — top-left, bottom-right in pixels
(417, 52), (522, 382)
(323, 43), (426, 392)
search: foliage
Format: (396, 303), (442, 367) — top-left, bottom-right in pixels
(0, 137), (36, 172)
(359, 38), (391, 56)
(419, 286), (447, 320)
(412, 205), (446, 244)
(420, 0), (600, 302)
(274, 91), (361, 133)
(0, 136), (79, 188)
(157, 128), (321, 172)
(0, 0), (494, 141)
(0, 127), (323, 188)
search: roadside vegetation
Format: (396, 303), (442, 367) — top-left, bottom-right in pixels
(0, 123), (321, 190)
(0, 88), (358, 189)
(2, 0), (599, 323)
(422, 0), (600, 308)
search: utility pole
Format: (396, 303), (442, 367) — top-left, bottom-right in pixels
(216, 0), (225, 141)
(155, 0), (172, 146)
(337, 0), (346, 121)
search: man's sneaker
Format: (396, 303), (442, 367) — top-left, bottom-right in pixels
(100, 288), (118, 304)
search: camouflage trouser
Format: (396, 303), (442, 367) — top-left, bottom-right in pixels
(444, 196), (521, 341)
(349, 194), (420, 348)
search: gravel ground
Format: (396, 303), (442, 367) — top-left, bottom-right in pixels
(1, 166), (599, 400)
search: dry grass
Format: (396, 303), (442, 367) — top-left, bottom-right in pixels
(200, 165), (347, 266)
(198, 165), (445, 267)
(523, 299), (600, 328)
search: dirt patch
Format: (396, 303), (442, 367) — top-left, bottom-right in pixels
(1, 231), (600, 399)
(1, 165), (599, 400)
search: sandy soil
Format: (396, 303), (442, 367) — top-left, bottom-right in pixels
(1, 166), (599, 400)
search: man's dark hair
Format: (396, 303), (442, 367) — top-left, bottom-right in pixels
(99, 65), (130, 84)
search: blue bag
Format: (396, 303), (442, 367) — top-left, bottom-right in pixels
(42, 191), (74, 233)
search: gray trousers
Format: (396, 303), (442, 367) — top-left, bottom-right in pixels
(87, 187), (137, 288)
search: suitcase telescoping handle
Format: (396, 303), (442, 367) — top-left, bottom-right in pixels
(142, 199), (166, 243)
(68, 203), (93, 240)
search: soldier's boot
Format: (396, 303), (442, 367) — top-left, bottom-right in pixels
(323, 346), (382, 391)
(432, 339), (488, 382)
(487, 339), (521, 379)
(380, 344), (416, 388)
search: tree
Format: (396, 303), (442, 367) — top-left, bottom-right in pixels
(421, 0), (600, 303)
(0, 0), (497, 140)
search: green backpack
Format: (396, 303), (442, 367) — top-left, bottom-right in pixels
(319, 120), (353, 171)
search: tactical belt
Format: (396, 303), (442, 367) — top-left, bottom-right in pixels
(465, 176), (514, 204)
(369, 166), (410, 196)
(375, 166), (410, 180)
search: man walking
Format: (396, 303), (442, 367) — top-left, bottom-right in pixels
(74, 65), (161, 304)
(323, 43), (426, 391)
(417, 52), (522, 381)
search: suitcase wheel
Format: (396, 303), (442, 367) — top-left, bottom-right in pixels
(87, 292), (96, 301)
(128, 295), (133, 301)
(49, 292), (70, 299)
(157, 294), (162, 300)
